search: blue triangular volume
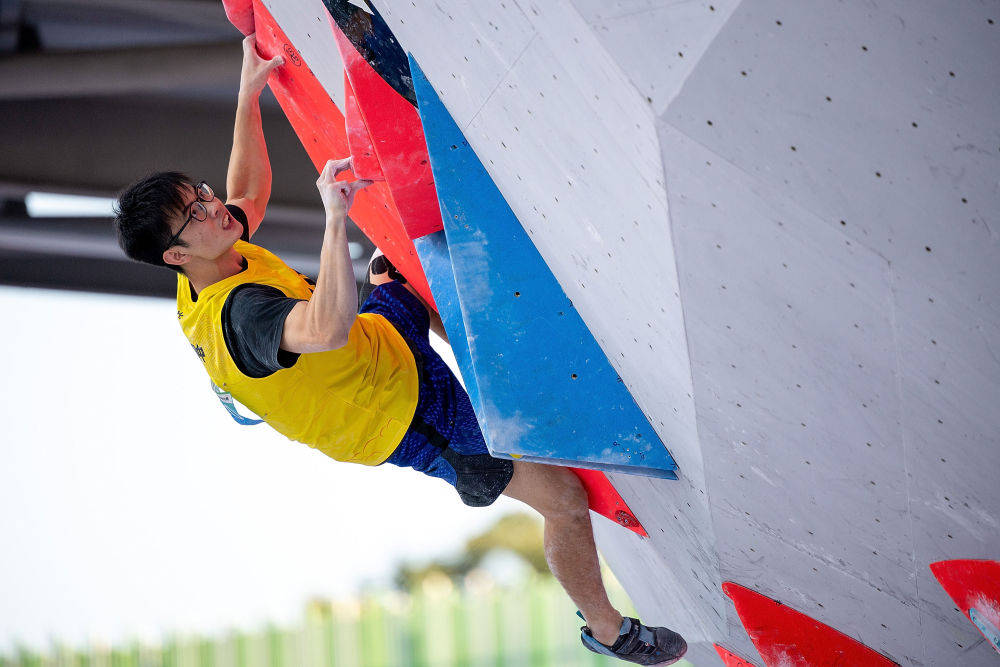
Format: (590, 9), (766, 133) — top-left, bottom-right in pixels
(409, 55), (678, 479)
(412, 231), (488, 430)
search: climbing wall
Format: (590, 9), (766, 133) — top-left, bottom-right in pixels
(238, 0), (999, 664)
(226, 0), (673, 535)
(365, 1), (1000, 665)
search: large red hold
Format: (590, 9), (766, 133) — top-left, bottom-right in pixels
(221, 0), (253, 35)
(930, 559), (1000, 653)
(722, 582), (899, 666)
(713, 644), (759, 667)
(247, 0), (434, 307)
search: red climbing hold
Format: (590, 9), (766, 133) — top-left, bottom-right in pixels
(343, 75), (383, 182)
(713, 643), (759, 667)
(571, 468), (647, 538)
(930, 559), (1000, 653)
(722, 581), (899, 666)
(221, 0), (253, 36)
(329, 15), (444, 241)
(244, 1), (434, 307)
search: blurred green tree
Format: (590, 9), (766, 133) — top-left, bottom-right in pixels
(392, 512), (548, 591)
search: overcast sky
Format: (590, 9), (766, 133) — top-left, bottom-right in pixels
(0, 285), (521, 653)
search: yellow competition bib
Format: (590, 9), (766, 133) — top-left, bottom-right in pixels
(176, 241), (418, 465)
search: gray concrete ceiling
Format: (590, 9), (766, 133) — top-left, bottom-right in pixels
(0, 0), (372, 297)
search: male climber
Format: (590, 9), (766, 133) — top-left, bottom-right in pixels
(112, 35), (685, 665)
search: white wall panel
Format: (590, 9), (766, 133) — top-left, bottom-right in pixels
(267, 1), (1000, 662)
(260, 0), (347, 109)
(658, 120), (929, 646)
(662, 1), (1000, 319)
(570, 0), (742, 115)
(894, 276), (1000, 663)
(374, 2), (536, 131)
(377, 0), (703, 484)
(375, 0), (721, 645)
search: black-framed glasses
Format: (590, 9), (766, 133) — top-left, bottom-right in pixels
(163, 181), (214, 251)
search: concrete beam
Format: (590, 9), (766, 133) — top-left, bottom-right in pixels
(0, 95), (326, 209)
(0, 41), (241, 100)
(24, 0), (233, 30)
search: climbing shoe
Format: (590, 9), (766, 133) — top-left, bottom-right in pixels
(580, 616), (687, 665)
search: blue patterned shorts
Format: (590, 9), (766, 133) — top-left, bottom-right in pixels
(360, 281), (514, 507)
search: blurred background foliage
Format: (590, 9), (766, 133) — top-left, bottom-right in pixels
(391, 512), (549, 592)
(1, 512), (683, 666)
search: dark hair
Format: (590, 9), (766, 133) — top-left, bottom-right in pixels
(113, 171), (192, 273)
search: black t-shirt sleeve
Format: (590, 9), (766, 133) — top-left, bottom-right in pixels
(221, 284), (303, 378)
(225, 203), (251, 242)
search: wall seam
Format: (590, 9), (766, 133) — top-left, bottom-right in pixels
(887, 260), (924, 666)
(462, 33), (538, 133)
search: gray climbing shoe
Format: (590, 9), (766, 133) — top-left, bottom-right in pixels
(580, 616), (687, 665)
